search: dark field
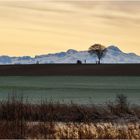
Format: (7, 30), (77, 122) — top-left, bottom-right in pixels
(0, 64), (140, 104)
(0, 64), (140, 76)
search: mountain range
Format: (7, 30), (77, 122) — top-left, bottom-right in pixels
(0, 46), (140, 64)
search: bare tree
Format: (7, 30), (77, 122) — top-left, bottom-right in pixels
(88, 44), (107, 64)
(116, 94), (130, 113)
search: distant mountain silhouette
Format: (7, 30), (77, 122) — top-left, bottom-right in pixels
(0, 46), (140, 64)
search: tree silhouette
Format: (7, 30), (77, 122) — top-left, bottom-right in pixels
(88, 44), (107, 64)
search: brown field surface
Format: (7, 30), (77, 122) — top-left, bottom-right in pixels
(0, 64), (140, 76)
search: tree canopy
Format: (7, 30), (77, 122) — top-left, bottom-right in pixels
(88, 44), (107, 64)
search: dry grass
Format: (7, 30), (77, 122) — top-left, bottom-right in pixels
(20, 122), (140, 139)
(0, 121), (139, 139)
(0, 94), (139, 139)
(0, 94), (139, 123)
(53, 122), (140, 139)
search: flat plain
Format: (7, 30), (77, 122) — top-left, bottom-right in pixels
(0, 76), (139, 104)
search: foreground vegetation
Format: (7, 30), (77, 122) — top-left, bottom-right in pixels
(1, 121), (139, 139)
(0, 94), (139, 139)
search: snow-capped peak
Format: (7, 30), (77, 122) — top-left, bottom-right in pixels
(108, 46), (122, 52)
(0, 46), (140, 64)
(67, 49), (78, 54)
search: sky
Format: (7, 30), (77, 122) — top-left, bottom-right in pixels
(0, 0), (140, 56)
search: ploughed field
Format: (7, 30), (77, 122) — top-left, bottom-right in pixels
(0, 64), (140, 76)
(0, 76), (140, 104)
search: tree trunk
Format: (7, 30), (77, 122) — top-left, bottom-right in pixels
(98, 59), (101, 64)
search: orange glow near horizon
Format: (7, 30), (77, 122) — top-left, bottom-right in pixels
(0, 0), (140, 56)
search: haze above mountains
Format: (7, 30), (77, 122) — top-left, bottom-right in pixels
(0, 46), (140, 64)
(0, 0), (140, 55)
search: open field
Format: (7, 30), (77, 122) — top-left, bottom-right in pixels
(0, 76), (140, 104)
(0, 64), (140, 76)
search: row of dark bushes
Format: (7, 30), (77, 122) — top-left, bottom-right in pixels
(0, 94), (139, 122)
